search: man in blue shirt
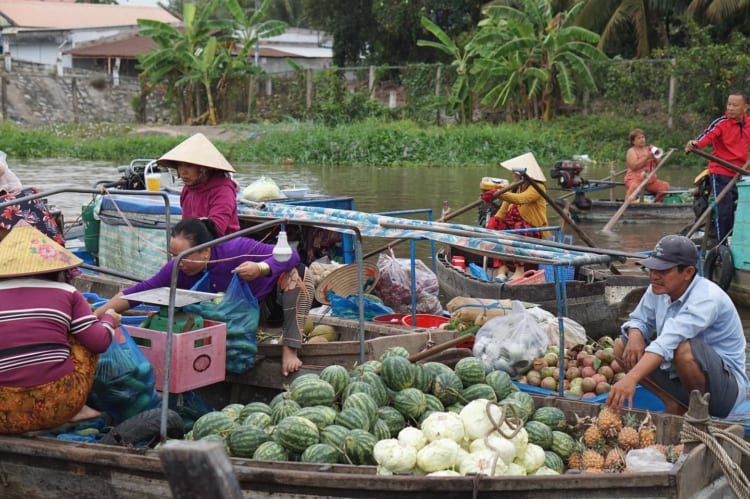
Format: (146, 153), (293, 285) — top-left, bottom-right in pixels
(606, 235), (748, 417)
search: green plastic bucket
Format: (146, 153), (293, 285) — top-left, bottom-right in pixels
(81, 203), (100, 254)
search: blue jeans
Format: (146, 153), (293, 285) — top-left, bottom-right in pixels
(710, 174), (737, 243)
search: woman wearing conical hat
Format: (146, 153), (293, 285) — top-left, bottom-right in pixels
(157, 133), (240, 236)
(0, 221), (121, 434)
(480, 152), (548, 281)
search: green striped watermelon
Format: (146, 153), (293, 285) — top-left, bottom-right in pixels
(228, 426), (270, 458)
(294, 405), (338, 429)
(290, 378), (337, 407)
(192, 411), (237, 440)
(343, 429), (377, 465)
(350, 360), (381, 378)
(453, 357), (486, 387)
(431, 372), (464, 406)
(371, 418), (391, 441)
(289, 373), (322, 391)
(378, 346), (410, 361)
(319, 424), (350, 449)
(461, 383), (498, 403)
(334, 407), (371, 431)
(242, 411), (272, 429)
(221, 403), (245, 421)
(504, 391), (534, 418)
(359, 371), (389, 406)
(238, 402), (272, 421)
(531, 406), (567, 430)
(550, 430), (576, 458)
(342, 380), (377, 401)
(380, 355), (415, 391)
(544, 450), (564, 473)
(423, 393), (445, 413)
(253, 441), (289, 461)
(376, 406), (407, 437)
(392, 387), (427, 421)
(272, 416), (319, 453)
(412, 363), (434, 393)
(270, 398), (301, 425)
(525, 420), (553, 450)
(319, 364), (350, 398)
(300, 443), (340, 464)
(485, 370), (514, 400)
(269, 391), (291, 411)
(421, 361), (454, 378)
(342, 392), (379, 426)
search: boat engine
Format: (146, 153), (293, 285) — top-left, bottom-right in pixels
(550, 160), (585, 189)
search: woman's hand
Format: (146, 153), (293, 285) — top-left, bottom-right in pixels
(235, 261), (265, 281)
(103, 309), (122, 328)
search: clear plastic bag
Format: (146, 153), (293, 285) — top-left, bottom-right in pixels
(625, 447), (674, 472)
(242, 176), (281, 201)
(543, 316), (587, 349)
(472, 300), (549, 376)
(374, 252), (442, 314)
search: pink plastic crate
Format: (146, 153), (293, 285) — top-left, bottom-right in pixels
(126, 320), (227, 393)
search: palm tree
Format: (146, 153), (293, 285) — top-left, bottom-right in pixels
(473, 0), (606, 121)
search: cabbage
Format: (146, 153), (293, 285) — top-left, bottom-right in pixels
(514, 443), (546, 474)
(534, 466), (560, 475)
(420, 411), (465, 444)
(458, 449), (508, 476)
(398, 426), (427, 450)
(460, 399), (502, 441)
(416, 438), (461, 473)
(376, 466), (394, 476)
(504, 462), (527, 476)
(373, 439), (417, 474)
(468, 431), (516, 465)
(499, 422), (528, 458)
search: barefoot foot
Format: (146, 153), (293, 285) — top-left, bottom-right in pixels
(281, 346), (302, 377)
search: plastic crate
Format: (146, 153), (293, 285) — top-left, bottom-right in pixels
(540, 264), (576, 282)
(127, 320), (227, 393)
(512, 381), (666, 412)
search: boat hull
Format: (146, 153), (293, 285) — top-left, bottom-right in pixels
(436, 252), (647, 338)
(568, 199), (693, 223)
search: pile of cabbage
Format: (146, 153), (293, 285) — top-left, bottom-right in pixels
(373, 399), (556, 476)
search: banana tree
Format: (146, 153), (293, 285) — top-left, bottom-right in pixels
(178, 36), (229, 125)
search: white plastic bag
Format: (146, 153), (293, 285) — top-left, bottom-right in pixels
(625, 447), (674, 472)
(543, 316), (587, 349)
(472, 301), (549, 376)
(242, 176), (281, 201)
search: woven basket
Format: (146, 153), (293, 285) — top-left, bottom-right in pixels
(314, 262), (380, 304)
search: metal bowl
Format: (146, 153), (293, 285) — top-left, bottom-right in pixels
(281, 188), (308, 199)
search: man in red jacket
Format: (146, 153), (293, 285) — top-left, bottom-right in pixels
(685, 92), (750, 244)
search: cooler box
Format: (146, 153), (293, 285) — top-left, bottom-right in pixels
(731, 180), (750, 270)
(128, 320), (227, 393)
(97, 193), (182, 280)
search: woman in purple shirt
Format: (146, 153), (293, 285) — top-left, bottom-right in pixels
(95, 218), (310, 376)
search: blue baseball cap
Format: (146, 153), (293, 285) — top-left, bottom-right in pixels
(639, 235), (698, 270)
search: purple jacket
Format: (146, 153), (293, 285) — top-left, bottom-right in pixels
(123, 237), (300, 301)
(180, 173), (240, 236)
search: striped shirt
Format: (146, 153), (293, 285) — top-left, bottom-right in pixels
(0, 278), (114, 387)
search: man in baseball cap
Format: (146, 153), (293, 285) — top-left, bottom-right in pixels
(606, 235), (748, 418)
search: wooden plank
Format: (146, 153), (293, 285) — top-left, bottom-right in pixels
(159, 441), (243, 499)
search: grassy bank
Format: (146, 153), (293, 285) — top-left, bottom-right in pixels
(0, 116), (703, 167)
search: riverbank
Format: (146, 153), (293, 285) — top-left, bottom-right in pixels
(0, 116), (703, 168)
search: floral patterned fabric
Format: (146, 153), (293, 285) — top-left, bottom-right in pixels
(0, 337), (97, 434)
(0, 187), (64, 245)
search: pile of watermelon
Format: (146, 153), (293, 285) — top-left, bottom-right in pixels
(183, 347), (578, 471)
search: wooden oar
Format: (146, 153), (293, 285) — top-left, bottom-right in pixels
(362, 179), (524, 260)
(557, 168), (627, 201)
(600, 148), (675, 233)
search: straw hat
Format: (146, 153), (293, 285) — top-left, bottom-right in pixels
(157, 133), (236, 173)
(500, 152), (546, 182)
(314, 263), (379, 304)
(0, 220), (81, 278)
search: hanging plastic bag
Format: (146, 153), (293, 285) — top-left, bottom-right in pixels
(328, 291), (394, 320)
(374, 251), (442, 314)
(472, 300), (549, 376)
(242, 176), (281, 201)
(87, 325), (160, 424)
(184, 273), (260, 374)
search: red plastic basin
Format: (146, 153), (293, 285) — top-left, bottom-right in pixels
(401, 314), (449, 328)
(372, 313), (408, 324)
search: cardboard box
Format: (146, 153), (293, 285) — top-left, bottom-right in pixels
(127, 320), (227, 393)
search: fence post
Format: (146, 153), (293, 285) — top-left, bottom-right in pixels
(305, 68), (313, 109)
(668, 59), (676, 129)
(138, 85), (147, 123)
(435, 65), (441, 126)
(1, 77), (6, 121)
(71, 77), (78, 123)
(265, 77), (272, 97)
(247, 75), (256, 120)
(368, 65), (375, 97)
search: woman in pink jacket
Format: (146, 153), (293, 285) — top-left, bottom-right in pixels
(157, 133), (240, 236)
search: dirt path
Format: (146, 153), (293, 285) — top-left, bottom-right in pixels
(131, 125), (246, 143)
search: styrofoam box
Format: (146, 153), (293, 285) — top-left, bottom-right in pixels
(128, 320), (227, 393)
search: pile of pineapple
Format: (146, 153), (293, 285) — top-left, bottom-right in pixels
(568, 407), (683, 473)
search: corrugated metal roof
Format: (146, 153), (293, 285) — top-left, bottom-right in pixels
(67, 33), (156, 58)
(0, 1), (180, 29)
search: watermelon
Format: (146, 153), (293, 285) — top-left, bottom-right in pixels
(376, 406), (407, 437)
(423, 393), (445, 413)
(192, 411), (237, 440)
(392, 387), (427, 421)
(445, 402), (465, 414)
(422, 361), (454, 378)
(242, 411), (272, 429)
(544, 450), (565, 473)
(238, 402), (272, 421)
(371, 418), (391, 441)
(359, 371), (389, 406)
(431, 372), (464, 406)
(289, 373), (322, 391)
(531, 406), (567, 430)
(500, 398), (530, 422)
(342, 392), (379, 426)
(380, 355), (415, 391)
(343, 429), (377, 465)
(228, 426), (269, 458)
(342, 380), (377, 401)
(350, 360), (381, 378)
(300, 443), (340, 464)
(199, 434), (228, 452)
(485, 370), (514, 400)
(504, 391), (534, 418)
(550, 430), (576, 458)
(221, 403), (245, 421)
(320, 424), (350, 449)
(295, 406), (337, 429)
(269, 391), (291, 411)
(525, 420), (553, 450)
(412, 363), (434, 393)
(378, 346), (410, 361)
(461, 383), (498, 403)
(319, 365), (350, 398)
(453, 357), (486, 387)
(290, 378), (337, 407)
(335, 407), (371, 431)
(253, 441), (289, 461)
(272, 416), (320, 453)
(271, 398), (301, 425)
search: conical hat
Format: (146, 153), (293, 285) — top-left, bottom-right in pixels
(157, 133), (235, 173)
(0, 221), (81, 278)
(500, 152), (546, 182)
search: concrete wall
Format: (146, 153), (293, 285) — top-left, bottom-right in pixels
(0, 61), (169, 125)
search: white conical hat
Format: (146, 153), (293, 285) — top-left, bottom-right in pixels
(0, 220), (81, 278)
(157, 133), (235, 173)
(500, 152), (546, 182)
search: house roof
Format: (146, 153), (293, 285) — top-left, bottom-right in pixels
(0, 1), (179, 29)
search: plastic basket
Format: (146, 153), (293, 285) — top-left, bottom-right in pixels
(314, 262), (379, 304)
(540, 264), (576, 282)
(401, 314), (449, 328)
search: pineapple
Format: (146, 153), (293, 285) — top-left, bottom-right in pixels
(597, 407), (623, 440)
(604, 447), (626, 473)
(567, 440), (587, 470)
(583, 423), (605, 448)
(617, 411), (641, 450)
(638, 411), (657, 448)
(581, 449), (605, 471)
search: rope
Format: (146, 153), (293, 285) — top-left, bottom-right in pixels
(679, 415), (750, 498)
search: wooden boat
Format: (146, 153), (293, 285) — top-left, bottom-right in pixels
(561, 197), (694, 224)
(436, 250), (648, 338)
(0, 394), (743, 499)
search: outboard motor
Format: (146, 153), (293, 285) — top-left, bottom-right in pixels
(550, 160), (585, 189)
